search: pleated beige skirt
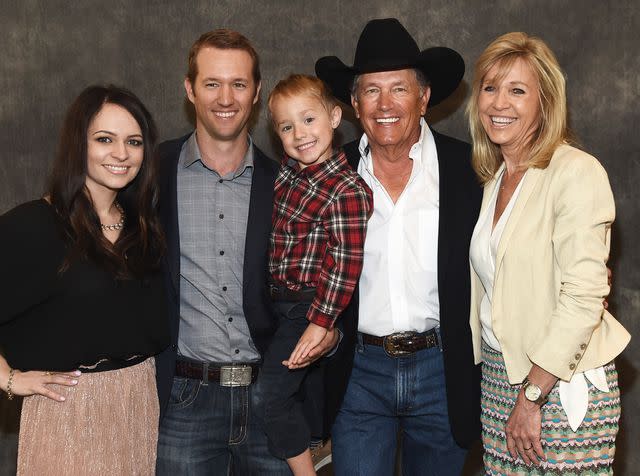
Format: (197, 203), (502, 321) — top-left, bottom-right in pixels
(17, 358), (158, 476)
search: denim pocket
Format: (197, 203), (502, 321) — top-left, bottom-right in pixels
(168, 377), (200, 409)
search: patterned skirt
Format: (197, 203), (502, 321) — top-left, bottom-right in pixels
(481, 343), (620, 475)
(17, 358), (158, 476)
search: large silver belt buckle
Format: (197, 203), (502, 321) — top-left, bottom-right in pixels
(220, 365), (252, 387)
(383, 332), (415, 357)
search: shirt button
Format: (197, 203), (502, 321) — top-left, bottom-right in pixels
(569, 363), (576, 370)
(575, 353), (581, 360)
(219, 213), (224, 219)
(219, 250), (225, 255)
(580, 343), (587, 350)
(222, 286), (227, 291)
(219, 179), (224, 183)
(235, 349), (240, 354)
(228, 317), (233, 322)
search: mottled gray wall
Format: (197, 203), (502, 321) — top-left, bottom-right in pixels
(1, 0), (638, 474)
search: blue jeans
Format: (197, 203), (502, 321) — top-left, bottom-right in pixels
(331, 332), (467, 476)
(156, 371), (291, 475)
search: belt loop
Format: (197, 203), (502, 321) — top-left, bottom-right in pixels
(435, 326), (442, 352)
(356, 332), (364, 352)
(202, 361), (209, 386)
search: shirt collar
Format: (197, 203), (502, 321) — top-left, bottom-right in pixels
(182, 132), (254, 175)
(281, 149), (347, 187)
(358, 118), (429, 174)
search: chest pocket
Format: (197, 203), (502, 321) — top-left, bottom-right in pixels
(417, 209), (439, 271)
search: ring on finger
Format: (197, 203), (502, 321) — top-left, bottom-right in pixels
(523, 445), (533, 450)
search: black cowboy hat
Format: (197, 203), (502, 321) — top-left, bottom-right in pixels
(315, 18), (464, 107)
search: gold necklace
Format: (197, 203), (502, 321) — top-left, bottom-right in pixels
(100, 202), (125, 231)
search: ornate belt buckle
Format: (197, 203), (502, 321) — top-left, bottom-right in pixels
(220, 365), (252, 387)
(383, 332), (415, 357)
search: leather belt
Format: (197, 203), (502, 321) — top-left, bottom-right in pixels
(175, 360), (259, 387)
(268, 283), (315, 302)
(361, 329), (440, 357)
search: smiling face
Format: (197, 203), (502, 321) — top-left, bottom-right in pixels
(185, 47), (261, 144)
(478, 57), (541, 159)
(85, 103), (144, 198)
(351, 69), (429, 156)
(270, 93), (341, 169)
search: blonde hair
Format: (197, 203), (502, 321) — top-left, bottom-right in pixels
(467, 32), (569, 183)
(268, 74), (337, 124)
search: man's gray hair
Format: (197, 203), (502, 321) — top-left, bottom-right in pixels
(350, 68), (430, 100)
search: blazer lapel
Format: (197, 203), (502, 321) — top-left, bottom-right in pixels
(494, 167), (543, 275)
(159, 137), (188, 296)
(243, 147), (277, 299)
(435, 132), (454, 287)
(166, 174), (180, 294)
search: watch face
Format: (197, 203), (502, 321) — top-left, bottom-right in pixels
(525, 383), (542, 401)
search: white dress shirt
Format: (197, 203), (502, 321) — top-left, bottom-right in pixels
(356, 119), (440, 336)
(469, 168), (526, 351)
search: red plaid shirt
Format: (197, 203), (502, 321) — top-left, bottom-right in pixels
(269, 149), (373, 329)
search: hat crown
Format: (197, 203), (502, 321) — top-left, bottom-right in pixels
(353, 18), (420, 72)
(315, 18), (464, 107)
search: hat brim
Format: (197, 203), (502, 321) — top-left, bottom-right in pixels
(316, 47), (464, 108)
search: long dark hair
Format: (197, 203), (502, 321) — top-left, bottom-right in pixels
(48, 84), (164, 278)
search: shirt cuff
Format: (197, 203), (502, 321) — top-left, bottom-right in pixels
(307, 307), (336, 329)
(324, 328), (343, 358)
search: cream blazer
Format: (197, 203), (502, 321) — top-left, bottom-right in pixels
(470, 144), (630, 384)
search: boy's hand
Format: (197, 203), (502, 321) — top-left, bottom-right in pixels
(283, 322), (328, 367)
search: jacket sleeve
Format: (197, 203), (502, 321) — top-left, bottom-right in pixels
(527, 152), (615, 381)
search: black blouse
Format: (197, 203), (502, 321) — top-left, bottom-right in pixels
(0, 200), (170, 372)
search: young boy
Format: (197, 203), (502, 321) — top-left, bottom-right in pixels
(262, 74), (373, 475)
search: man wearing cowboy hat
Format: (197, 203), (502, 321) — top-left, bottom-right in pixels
(316, 18), (482, 475)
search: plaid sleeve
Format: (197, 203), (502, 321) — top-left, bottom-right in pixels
(307, 181), (373, 328)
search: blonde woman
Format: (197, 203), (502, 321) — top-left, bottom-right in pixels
(467, 33), (630, 474)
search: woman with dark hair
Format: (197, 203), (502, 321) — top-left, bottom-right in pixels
(467, 33), (630, 474)
(0, 85), (169, 475)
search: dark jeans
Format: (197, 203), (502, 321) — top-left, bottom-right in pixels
(156, 370), (291, 475)
(331, 331), (467, 476)
(261, 301), (318, 459)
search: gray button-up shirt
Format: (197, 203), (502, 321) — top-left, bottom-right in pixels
(176, 132), (261, 363)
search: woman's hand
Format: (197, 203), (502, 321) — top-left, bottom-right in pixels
(505, 392), (545, 465)
(506, 364), (557, 465)
(7, 369), (80, 402)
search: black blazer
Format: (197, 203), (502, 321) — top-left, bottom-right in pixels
(325, 129), (483, 448)
(154, 134), (279, 415)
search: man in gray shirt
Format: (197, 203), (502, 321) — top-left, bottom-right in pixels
(155, 29), (338, 474)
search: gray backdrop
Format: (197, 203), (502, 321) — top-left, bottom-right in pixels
(1, 0), (638, 474)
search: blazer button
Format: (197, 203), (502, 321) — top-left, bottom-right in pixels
(172, 344), (178, 351)
(575, 353), (581, 360)
(580, 343), (587, 350)
(569, 363), (576, 370)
